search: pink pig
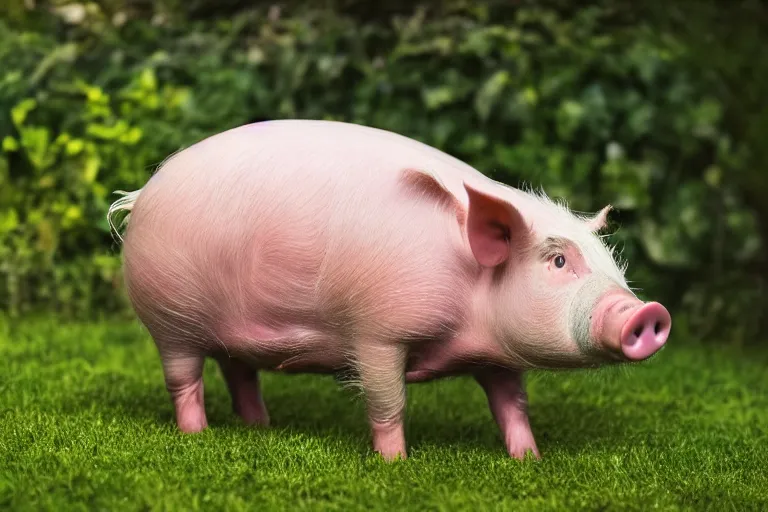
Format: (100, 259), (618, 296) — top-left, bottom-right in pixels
(108, 120), (671, 461)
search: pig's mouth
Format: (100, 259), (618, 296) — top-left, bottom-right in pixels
(589, 291), (672, 362)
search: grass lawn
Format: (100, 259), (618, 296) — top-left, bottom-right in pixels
(1, 316), (767, 511)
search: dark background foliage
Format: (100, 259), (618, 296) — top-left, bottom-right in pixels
(1, 0), (766, 343)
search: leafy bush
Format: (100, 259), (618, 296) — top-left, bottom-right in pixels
(0, 1), (765, 342)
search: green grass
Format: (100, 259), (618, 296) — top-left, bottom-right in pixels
(1, 316), (767, 511)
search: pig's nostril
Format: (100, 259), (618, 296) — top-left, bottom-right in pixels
(654, 322), (661, 335)
(633, 326), (643, 338)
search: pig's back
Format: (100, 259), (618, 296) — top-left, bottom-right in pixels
(122, 121), (479, 356)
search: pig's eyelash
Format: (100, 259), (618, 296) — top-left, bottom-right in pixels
(537, 236), (569, 261)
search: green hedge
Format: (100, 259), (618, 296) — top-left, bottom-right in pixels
(0, 1), (765, 342)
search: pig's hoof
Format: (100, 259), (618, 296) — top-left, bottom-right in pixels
(175, 401), (208, 433)
(234, 399), (270, 427)
(177, 417), (208, 433)
(508, 445), (540, 460)
(374, 448), (408, 462)
(238, 408), (270, 428)
(371, 418), (407, 461)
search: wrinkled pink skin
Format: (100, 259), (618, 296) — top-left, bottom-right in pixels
(117, 120), (671, 461)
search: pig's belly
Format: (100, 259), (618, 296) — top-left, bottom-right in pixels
(404, 338), (477, 383)
(222, 322), (468, 382)
(221, 322), (349, 374)
(404, 360), (468, 384)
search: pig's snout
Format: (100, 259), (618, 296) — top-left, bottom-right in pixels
(619, 302), (671, 360)
(590, 293), (671, 361)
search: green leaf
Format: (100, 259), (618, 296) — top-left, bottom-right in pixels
(521, 87), (538, 106)
(83, 156), (100, 183)
(2, 136), (19, 152)
(139, 68), (158, 91)
(86, 121), (129, 141)
(0, 209), (19, 233)
(85, 85), (108, 103)
(422, 86), (456, 110)
(475, 70), (509, 121)
(704, 166), (722, 188)
(692, 98), (722, 138)
(65, 139), (85, 155)
(556, 100), (584, 140)
(62, 205), (82, 228)
(11, 98), (37, 127)
(20, 126), (54, 170)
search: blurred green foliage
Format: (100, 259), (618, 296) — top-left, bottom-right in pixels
(0, 0), (765, 342)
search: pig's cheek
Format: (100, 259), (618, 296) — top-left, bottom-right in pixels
(543, 265), (581, 287)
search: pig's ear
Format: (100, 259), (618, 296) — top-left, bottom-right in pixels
(399, 167), (471, 235)
(399, 168), (460, 212)
(586, 205), (612, 232)
(463, 182), (528, 268)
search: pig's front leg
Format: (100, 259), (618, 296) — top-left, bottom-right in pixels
(356, 340), (408, 461)
(475, 369), (540, 460)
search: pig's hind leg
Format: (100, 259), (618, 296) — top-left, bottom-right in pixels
(216, 357), (270, 427)
(160, 350), (209, 433)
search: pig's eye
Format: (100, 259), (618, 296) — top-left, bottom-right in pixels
(554, 255), (566, 268)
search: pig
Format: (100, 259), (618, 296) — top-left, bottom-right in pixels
(107, 119), (671, 461)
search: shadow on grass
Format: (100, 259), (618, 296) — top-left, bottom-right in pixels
(55, 370), (634, 459)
